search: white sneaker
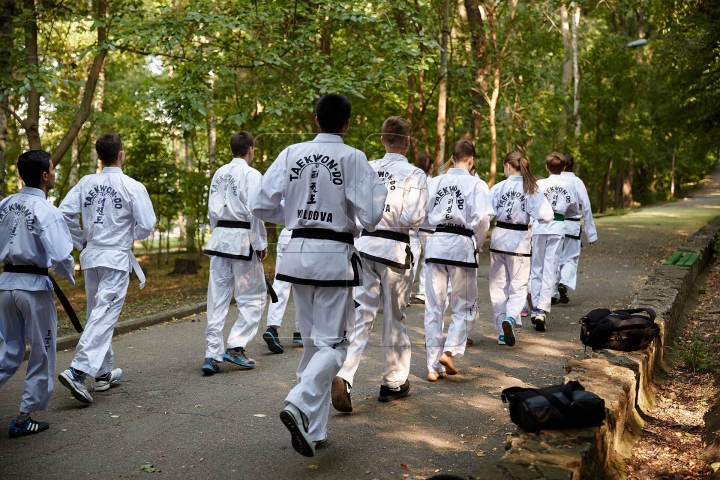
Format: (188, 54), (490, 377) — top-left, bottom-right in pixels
(58, 367), (93, 404)
(280, 403), (317, 457)
(94, 368), (123, 392)
(414, 293), (425, 303)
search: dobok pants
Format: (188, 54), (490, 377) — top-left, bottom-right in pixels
(266, 240), (299, 333)
(72, 267), (129, 378)
(338, 260), (412, 389)
(489, 252), (531, 331)
(206, 255), (267, 361)
(0, 289), (57, 413)
(557, 235), (582, 293)
(530, 234), (564, 313)
(286, 284), (353, 442)
(424, 262), (477, 374)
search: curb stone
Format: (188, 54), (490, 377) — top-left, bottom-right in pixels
(470, 217), (720, 480)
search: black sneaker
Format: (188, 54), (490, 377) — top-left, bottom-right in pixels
(378, 379), (410, 402)
(9, 416), (49, 438)
(331, 377), (352, 412)
(558, 284), (570, 304)
(535, 312), (547, 332)
(223, 347), (255, 368)
(551, 297), (559, 305)
(292, 332), (303, 345)
(201, 357), (220, 375)
(263, 327), (284, 354)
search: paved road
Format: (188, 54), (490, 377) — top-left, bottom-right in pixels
(2, 170), (720, 479)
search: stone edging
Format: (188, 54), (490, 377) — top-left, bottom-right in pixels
(470, 217), (720, 480)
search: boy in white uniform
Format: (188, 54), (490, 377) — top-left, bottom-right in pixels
(201, 131), (268, 374)
(423, 140), (490, 380)
(529, 152), (579, 331)
(58, 134), (156, 404)
(0, 150), (75, 437)
(488, 150), (553, 346)
(262, 226), (302, 353)
(331, 116), (428, 411)
(555, 154), (597, 304)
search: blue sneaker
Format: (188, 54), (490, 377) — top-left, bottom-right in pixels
(58, 367), (93, 404)
(498, 334), (506, 345)
(263, 327), (284, 354)
(9, 416), (49, 438)
(502, 319), (516, 347)
(201, 357), (220, 376)
(223, 347), (255, 369)
(292, 332), (303, 345)
(530, 308), (541, 324)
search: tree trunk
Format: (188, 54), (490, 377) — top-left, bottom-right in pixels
(561, 5), (571, 85)
(69, 136), (79, 186)
(600, 157), (613, 213)
(622, 169), (633, 208)
(434, 0), (450, 171)
(635, 8), (644, 63)
(207, 70), (217, 171)
(24, 0), (41, 150)
(670, 152), (675, 199)
(0, 0), (15, 199)
(0, 97), (6, 199)
(417, 70), (429, 150)
(488, 63), (500, 186)
(92, 67), (105, 172)
(571, 2), (581, 139)
(614, 172), (623, 209)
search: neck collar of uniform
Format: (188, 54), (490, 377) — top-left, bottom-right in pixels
(314, 133), (344, 143)
(21, 186), (46, 198)
(448, 168), (470, 176)
(507, 175), (523, 181)
(101, 167), (123, 174)
(231, 158), (248, 166)
(382, 153), (408, 163)
(561, 171), (576, 178)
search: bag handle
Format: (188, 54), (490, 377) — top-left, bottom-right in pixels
(615, 308), (656, 322)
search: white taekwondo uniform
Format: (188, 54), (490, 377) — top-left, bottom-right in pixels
(337, 153), (428, 389)
(530, 175), (579, 313)
(0, 187), (75, 413)
(411, 173), (435, 297)
(423, 168), (490, 375)
(556, 171), (597, 294)
(266, 228), (299, 332)
(488, 176), (553, 331)
(60, 167), (156, 378)
(203, 158), (268, 361)
(251, 133), (387, 442)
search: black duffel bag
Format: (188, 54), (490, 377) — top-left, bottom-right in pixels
(579, 307), (659, 351)
(501, 381), (605, 432)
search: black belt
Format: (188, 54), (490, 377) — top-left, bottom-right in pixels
(566, 233), (582, 240)
(435, 225), (473, 237)
(361, 229), (410, 244)
(566, 217), (581, 222)
(495, 221), (529, 231)
(419, 228), (435, 234)
(217, 220), (251, 229)
(291, 228), (354, 245)
(3, 264), (83, 333)
(489, 248), (532, 258)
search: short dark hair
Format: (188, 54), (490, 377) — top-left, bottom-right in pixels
(546, 152), (566, 175)
(17, 150), (51, 188)
(452, 140), (475, 161)
(564, 153), (575, 172)
(230, 131), (255, 157)
(316, 94), (351, 134)
(415, 151), (433, 175)
(381, 116), (410, 147)
(96, 133), (123, 165)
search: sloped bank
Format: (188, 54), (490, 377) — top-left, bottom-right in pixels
(470, 218), (720, 480)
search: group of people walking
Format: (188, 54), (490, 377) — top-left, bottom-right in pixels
(0, 93), (595, 460)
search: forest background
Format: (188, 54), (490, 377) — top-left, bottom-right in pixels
(0, 0), (718, 256)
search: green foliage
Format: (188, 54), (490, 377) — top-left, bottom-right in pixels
(682, 340), (716, 373)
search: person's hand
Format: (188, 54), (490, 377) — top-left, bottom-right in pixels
(257, 248), (268, 262)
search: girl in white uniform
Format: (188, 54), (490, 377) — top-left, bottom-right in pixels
(409, 151), (435, 304)
(423, 140), (490, 381)
(488, 150), (553, 347)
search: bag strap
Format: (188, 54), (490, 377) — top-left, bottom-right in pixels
(616, 308), (656, 321)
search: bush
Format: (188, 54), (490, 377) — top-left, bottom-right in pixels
(682, 340), (716, 372)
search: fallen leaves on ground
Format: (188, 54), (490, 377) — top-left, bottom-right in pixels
(140, 463), (155, 473)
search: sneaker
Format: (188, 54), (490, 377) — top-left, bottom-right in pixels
(498, 334), (506, 345)
(9, 416), (49, 438)
(94, 368), (123, 392)
(558, 284), (570, 304)
(201, 357), (220, 375)
(331, 377), (352, 413)
(263, 327), (284, 354)
(466, 337), (474, 347)
(521, 307), (529, 317)
(223, 347), (255, 369)
(280, 403), (317, 457)
(58, 367), (93, 404)
(292, 332), (303, 345)
(501, 319), (516, 347)
(551, 297), (560, 305)
(414, 293), (426, 304)
(407, 299), (412, 307)
(535, 311), (547, 332)
(530, 308), (540, 324)
(378, 379), (410, 402)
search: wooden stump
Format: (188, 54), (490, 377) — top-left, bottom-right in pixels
(172, 257), (200, 275)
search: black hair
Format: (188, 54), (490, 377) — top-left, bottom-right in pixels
(230, 131), (255, 157)
(96, 133), (123, 165)
(316, 94), (352, 134)
(564, 153), (575, 172)
(17, 150), (51, 188)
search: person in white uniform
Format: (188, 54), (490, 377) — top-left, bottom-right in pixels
(251, 94), (387, 457)
(331, 116), (428, 411)
(554, 154), (597, 304)
(0, 150), (75, 437)
(58, 133), (156, 404)
(201, 131), (269, 374)
(409, 151), (434, 304)
(423, 140), (490, 381)
(529, 152), (579, 331)
(488, 150), (553, 347)
(262, 226), (302, 353)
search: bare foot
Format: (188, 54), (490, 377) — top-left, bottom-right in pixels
(439, 353), (458, 375)
(427, 371), (448, 382)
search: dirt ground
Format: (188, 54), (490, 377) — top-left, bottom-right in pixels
(626, 261), (720, 479)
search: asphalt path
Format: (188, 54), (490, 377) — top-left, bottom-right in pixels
(2, 171), (720, 479)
